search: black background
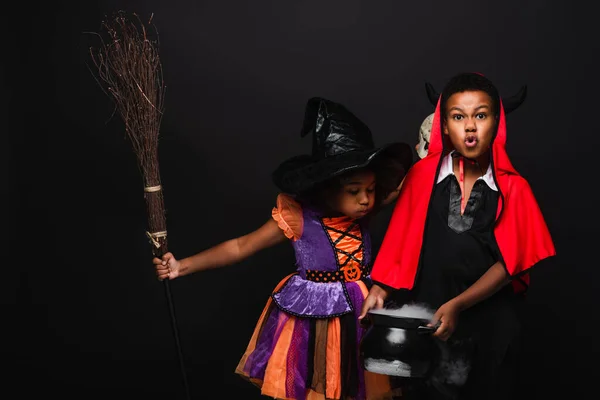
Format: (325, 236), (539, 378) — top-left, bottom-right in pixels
(7, 0), (598, 399)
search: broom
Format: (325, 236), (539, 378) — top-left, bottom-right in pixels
(87, 11), (191, 399)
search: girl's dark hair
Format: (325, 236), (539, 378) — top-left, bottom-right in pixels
(296, 155), (406, 212)
(440, 73), (501, 117)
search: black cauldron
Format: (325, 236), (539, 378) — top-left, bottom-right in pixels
(360, 308), (440, 378)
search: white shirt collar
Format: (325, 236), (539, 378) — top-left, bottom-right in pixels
(436, 151), (497, 191)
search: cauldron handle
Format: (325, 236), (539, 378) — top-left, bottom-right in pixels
(417, 324), (439, 335)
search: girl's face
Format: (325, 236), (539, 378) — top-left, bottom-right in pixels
(329, 170), (376, 219)
(443, 90), (497, 161)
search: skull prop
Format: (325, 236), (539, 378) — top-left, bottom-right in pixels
(416, 113), (434, 159)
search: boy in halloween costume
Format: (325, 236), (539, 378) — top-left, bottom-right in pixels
(359, 73), (554, 399)
(416, 82), (527, 160)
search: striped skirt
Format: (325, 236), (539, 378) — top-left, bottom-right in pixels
(235, 273), (398, 400)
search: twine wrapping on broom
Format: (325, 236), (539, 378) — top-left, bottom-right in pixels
(146, 230), (168, 248)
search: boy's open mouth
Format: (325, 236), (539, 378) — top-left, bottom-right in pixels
(465, 135), (478, 148)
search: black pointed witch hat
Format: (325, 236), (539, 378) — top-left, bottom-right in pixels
(272, 97), (413, 194)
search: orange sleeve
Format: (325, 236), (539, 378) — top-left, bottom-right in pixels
(271, 193), (304, 241)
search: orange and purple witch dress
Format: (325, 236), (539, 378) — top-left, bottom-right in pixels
(235, 194), (395, 400)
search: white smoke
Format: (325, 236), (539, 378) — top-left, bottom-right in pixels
(386, 327), (407, 344)
(430, 339), (473, 388)
(369, 302), (473, 387)
(364, 358), (412, 377)
(369, 302), (436, 321)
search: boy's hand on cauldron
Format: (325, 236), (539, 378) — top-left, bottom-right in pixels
(430, 300), (461, 341)
(153, 252), (181, 281)
(358, 284), (389, 320)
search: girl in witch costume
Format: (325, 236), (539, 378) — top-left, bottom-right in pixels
(359, 73), (555, 400)
(153, 97), (413, 400)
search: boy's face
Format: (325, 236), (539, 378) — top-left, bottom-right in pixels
(443, 90), (497, 159)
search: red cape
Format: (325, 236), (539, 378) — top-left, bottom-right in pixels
(371, 96), (556, 293)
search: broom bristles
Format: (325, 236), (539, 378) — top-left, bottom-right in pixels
(89, 10), (168, 255)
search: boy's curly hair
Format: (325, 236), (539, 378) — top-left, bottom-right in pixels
(440, 73), (501, 118)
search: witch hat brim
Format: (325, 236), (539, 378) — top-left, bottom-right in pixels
(272, 142), (413, 195)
